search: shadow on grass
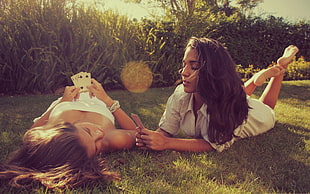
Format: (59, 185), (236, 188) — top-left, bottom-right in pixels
(102, 122), (309, 193)
(254, 81), (310, 103)
(280, 82), (310, 99)
(205, 122), (310, 193)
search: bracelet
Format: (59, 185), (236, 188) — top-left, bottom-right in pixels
(108, 100), (120, 113)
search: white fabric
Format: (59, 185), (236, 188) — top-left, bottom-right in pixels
(159, 85), (275, 152)
(34, 92), (114, 124)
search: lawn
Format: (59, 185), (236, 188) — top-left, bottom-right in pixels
(0, 80), (309, 193)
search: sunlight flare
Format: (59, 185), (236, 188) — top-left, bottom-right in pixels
(121, 61), (153, 93)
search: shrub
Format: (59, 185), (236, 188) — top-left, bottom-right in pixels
(0, 1), (308, 95)
(236, 64), (261, 82)
(0, 0), (169, 94)
(236, 56), (310, 82)
(285, 56), (310, 80)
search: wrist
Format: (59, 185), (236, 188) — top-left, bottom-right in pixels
(107, 100), (120, 113)
(164, 136), (172, 150)
(100, 96), (114, 106)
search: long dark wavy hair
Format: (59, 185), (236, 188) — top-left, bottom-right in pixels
(187, 37), (250, 145)
(0, 122), (118, 189)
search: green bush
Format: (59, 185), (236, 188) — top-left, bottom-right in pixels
(0, 0), (171, 94)
(285, 56), (310, 80)
(236, 56), (310, 81)
(236, 64), (260, 81)
(0, 0), (309, 95)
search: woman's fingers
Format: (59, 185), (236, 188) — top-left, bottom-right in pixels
(62, 86), (80, 101)
(136, 128), (167, 151)
(87, 78), (110, 100)
(70, 87), (80, 101)
(73, 90), (80, 101)
(135, 136), (146, 148)
(90, 78), (103, 90)
(135, 128), (158, 149)
(136, 129), (148, 148)
(91, 78), (101, 85)
(139, 127), (152, 135)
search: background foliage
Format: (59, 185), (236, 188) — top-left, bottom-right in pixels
(0, 0), (309, 94)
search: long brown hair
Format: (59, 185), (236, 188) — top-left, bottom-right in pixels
(187, 37), (250, 144)
(0, 123), (118, 189)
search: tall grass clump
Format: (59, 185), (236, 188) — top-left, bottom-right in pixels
(0, 0), (174, 94)
(0, 0), (73, 94)
(0, 0), (308, 95)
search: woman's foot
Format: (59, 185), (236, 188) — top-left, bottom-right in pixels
(277, 45), (299, 69)
(253, 45), (299, 86)
(253, 66), (285, 86)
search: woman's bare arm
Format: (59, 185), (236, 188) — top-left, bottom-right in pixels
(88, 79), (136, 130)
(136, 128), (215, 152)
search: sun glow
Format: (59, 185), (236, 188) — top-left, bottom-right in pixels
(77, 0), (150, 19)
(120, 61), (153, 93)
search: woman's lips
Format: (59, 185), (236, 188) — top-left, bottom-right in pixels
(183, 80), (190, 86)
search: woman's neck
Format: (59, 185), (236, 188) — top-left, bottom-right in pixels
(193, 93), (203, 112)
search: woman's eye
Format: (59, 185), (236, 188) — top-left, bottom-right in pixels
(190, 62), (200, 70)
(191, 67), (199, 70)
(182, 62), (200, 71)
(191, 65), (200, 70)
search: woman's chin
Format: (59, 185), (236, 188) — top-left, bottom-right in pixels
(183, 86), (195, 93)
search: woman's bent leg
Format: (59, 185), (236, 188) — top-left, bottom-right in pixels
(259, 45), (299, 109)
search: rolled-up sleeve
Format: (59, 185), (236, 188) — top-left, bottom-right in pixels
(159, 91), (181, 136)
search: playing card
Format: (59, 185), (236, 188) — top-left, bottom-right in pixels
(70, 74), (79, 86)
(131, 113), (145, 129)
(77, 72), (91, 92)
(71, 72), (91, 92)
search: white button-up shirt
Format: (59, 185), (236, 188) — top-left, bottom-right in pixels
(159, 85), (275, 152)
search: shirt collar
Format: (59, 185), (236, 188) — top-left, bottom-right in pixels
(186, 93), (208, 117)
(186, 94), (194, 112)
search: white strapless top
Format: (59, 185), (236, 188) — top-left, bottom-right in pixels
(34, 92), (114, 124)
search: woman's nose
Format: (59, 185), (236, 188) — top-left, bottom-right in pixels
(181, 65), (191, 77)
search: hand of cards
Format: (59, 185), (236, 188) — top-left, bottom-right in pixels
(71, 72), (91, 93)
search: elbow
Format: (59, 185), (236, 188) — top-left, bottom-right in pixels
(110, 132), (136, 150)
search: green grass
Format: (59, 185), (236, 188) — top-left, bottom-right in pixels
(0, 80), (309, 193)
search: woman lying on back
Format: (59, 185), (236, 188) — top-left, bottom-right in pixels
(0, 79), (136, 188)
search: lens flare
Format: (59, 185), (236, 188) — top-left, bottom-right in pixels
(121, 61), (153, 93)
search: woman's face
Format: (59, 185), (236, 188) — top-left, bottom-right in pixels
(181, 47), (200, 93)
(75, 122), (105, 157)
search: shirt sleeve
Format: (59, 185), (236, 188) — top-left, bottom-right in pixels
(158, 87), (183, 136)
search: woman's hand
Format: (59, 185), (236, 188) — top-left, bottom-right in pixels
(60, 86), (80, 102)
(87, 79), (114, 106)
(136, 128), (169, 151)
